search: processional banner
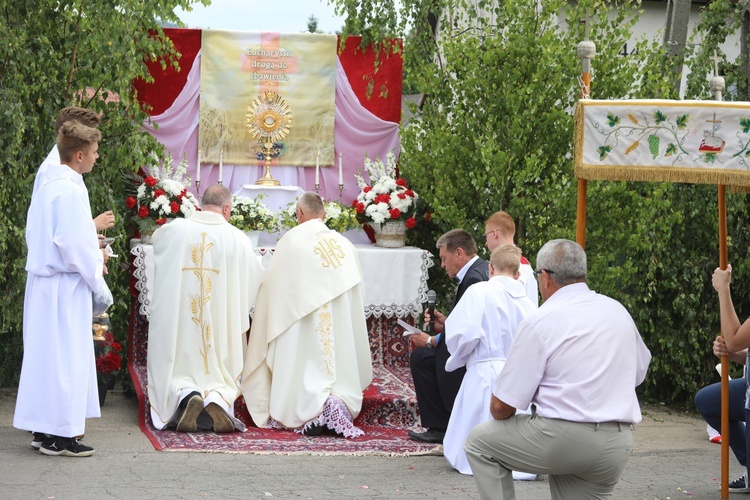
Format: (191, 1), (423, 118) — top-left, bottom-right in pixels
(574, 99), (750, 187)
(199, 31), (337, 166)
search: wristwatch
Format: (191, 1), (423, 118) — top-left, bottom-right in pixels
(426, 336), (434, 348)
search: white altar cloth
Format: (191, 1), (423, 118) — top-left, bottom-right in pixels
(131, 242), (433, 320)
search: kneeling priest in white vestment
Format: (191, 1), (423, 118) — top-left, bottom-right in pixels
(443, 244), (537, 475)
(148, 185), (264, 433)
(242, 192), (373, 438)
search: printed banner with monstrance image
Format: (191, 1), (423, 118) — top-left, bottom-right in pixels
(574, 99), (750, 187)
(199, 31), (337, 167)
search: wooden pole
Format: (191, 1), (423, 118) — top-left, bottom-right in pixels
(718, 184), (729, 499)
(576, 27), (595, 249)
(708, 52), (729, 499)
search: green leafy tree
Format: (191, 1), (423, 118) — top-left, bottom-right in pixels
(332, 0), (747, 405)
(0, 0), (207, 385)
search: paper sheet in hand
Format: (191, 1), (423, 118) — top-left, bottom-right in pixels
(397, 319), (424, 336)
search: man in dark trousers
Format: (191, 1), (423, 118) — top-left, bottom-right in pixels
(408, 229), (489, 444)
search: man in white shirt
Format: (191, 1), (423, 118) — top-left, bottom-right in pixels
(483, 210), (537, 306)
(465, 239), (652, 499)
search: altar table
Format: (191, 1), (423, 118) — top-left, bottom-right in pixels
(130, 242), (433, 366)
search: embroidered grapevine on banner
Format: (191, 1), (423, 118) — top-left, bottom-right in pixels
(595, 110), (691, 164)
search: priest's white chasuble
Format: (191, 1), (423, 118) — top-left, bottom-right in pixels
(443, 276), (537, 475)
(14, 164), (104, 438)
(242, 219), (373, 436)
(147, 212), (264, 430)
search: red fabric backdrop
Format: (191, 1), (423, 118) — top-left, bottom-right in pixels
(133, 29), (403, 124)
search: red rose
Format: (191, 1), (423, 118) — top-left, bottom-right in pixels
(156, 218), (167, 226)
(396, 178), (407, 187)
(424, 211), (432, 222)
(405, 217), (417, 229)
(363, 186), (373, 193)
(112, 342), (122, 352)
(125, 196), (136, 209)
(404, 189), (414, 197)
(356, 202), (365, 214)
(153, 189), (166, 198)
(375, 194), (391, 204)
(389, 208), (401, 219)
(144, 176), (158, 187)
(351, 199), (358, 207)
(397, 193), (406, 199)
(170, 201), (180, 214)
(138, 206), (150, 218)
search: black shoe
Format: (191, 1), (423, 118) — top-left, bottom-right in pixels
(729, 474), (750, 493)
(303, 424), (325, 436)
(31, 432), (51, 450)
(175, 392), (204, 433)
(407, 428), (445, 444)
(40, 437), (95, 457)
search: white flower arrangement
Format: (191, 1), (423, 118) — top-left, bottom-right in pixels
(229, 195), (277, 232)
(126, 153), (199, 233)
(278, 199), (359, 233)
(353, 150), (419, 228)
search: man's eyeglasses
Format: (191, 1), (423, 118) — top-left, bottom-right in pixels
(533, 269), (554, 278)
(483, 229), (496, 242)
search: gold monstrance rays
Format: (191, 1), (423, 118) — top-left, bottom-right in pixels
(246, 91), (293, 186)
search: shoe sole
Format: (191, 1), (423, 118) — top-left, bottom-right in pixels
(31, 441), (42, 450)
(205, 403), (234, 433)
(40, 446), (94, 457)
(176, 395), (204, 432)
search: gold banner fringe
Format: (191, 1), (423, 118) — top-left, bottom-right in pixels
(574, 164), (750, 187)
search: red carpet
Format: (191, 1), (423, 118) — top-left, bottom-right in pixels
(127, 301), (439, 455)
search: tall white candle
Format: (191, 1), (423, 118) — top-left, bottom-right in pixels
(196, 149), (201, 183)
(219, 149), (223, 183)
(338, 153), (343, 185)
(315, 151), (320, 185)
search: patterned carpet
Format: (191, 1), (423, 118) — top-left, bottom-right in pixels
(127, 301), (439, 455)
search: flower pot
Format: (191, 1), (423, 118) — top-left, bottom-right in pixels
(372, 221), (407, 248)
(139, 229), (155, 245)
(244, 230), (261, 247)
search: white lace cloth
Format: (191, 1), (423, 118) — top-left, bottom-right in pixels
(268, 395), (363, 438)
(131, 241), (433, 321)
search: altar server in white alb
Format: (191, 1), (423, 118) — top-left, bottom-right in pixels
(483, 210), (537, 306)
(242, 192), (373, 437)
(443, 244), (537, 476)
(147, 185), (264, 433)
(14, 121), (107, 457)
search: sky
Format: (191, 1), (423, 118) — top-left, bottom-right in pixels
(174, 0), (346, 34)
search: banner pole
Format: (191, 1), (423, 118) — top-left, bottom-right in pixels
(576, 20), (595, 249)
(708, 51), (729, 499)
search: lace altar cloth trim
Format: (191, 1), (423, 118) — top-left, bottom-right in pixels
(268, 395), (364, 439)
(131, 243), (433, 320)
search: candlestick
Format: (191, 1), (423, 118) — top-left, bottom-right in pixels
(315, 151), (320, 186)
(218, 149), (223, 185)
(196, 149), (201, 183)
(338, 152), (343, 185)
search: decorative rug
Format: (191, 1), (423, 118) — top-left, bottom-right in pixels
(127, 300), (440, 455)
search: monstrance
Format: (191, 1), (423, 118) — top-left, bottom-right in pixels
(246, 91), (293, 186)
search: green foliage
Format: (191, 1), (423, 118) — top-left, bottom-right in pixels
(0, 0), (205, 386)
(333, 0), (747, 406)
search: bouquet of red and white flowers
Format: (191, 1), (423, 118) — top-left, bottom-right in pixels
(125, 153), (199, 234)
(352, 150), (419, 229)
